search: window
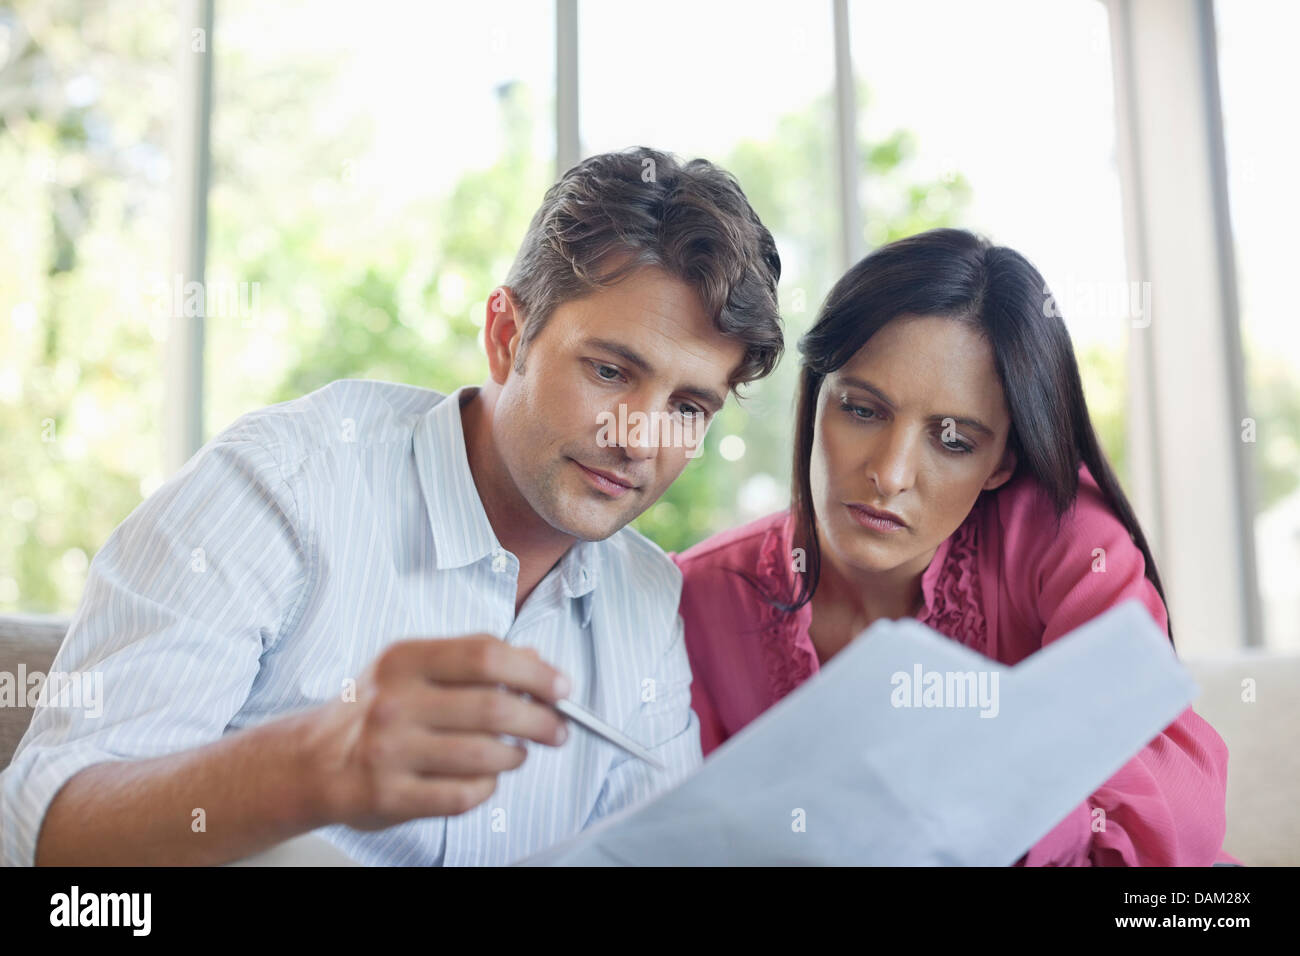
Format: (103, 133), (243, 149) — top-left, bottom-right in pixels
(3, 0), (1278, 657)
(850, 0), (1132, 483)
(1216, 0), (1300, 650)
(0, 1), (176, 613)
(205, 0), (556, 436)
(580, 0), (838, 550)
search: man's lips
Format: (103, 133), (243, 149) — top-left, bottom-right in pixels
(571, 459), (640, 494)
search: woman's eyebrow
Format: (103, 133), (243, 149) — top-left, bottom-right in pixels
(838, 375), (995, 437)
(926, 414), (995, 438)
(838, 375), (897, 408)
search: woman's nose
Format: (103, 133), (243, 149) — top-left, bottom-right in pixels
(865, 426), (917, 497)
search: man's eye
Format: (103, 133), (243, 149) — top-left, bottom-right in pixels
(677, 402), (705, 418)
(593, 363), (622, 381)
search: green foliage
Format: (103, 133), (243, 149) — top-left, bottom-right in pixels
(1077, 341), (1129, 489)
(633, 83), (972, 553)
(1244, 346), (1300, 510)
(1, 0), (175, 612)
(6, 7), (1296, 619)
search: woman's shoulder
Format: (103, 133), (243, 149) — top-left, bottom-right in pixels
(670, 509), (799, 619)
(671, 509), (792, 574)
(985, 458), (1167, 646)
(989, 460), (1125, 553)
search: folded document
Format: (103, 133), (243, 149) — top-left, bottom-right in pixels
(520, 599), (1197, 866)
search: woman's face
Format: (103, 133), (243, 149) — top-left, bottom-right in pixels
(809, 314), (1018, 580)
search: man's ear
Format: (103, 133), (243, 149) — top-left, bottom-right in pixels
(483, 286), (523, 386)
(983, 444), (1018, 492)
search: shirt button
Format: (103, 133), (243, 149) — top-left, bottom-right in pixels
(491, 550), (508, 573)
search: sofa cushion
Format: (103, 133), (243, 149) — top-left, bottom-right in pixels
(0, 615), (70, 771)
(1185, 651), (1300, 866)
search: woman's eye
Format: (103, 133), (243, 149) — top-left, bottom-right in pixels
(839, 399), (877, 421)
(939, 435), (974, 454)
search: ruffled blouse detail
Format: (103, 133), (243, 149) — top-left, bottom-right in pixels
(752, 512), (817, 700)
(916, 513), (989, 656)
(752, 509), (989, 701)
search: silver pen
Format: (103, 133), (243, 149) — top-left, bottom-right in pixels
(550, 697), (666, 771)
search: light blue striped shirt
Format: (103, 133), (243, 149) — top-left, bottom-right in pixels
(0, 380), (702, 866)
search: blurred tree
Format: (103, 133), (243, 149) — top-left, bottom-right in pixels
(0, 0), (175, 612)
(245, 78), (972, 554)
(635, 84), (974, 552)
(6, 5), (1293, 616)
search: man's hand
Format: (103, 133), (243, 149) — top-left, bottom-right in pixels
(303, 635), (572, 831)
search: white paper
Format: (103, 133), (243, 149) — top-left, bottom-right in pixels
(518, 599), (1197, 866)
(225, 831), (360, 866)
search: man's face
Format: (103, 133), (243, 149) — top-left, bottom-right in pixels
(489, 265), (745, 541)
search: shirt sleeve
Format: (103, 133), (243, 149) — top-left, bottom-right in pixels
(583, 613), (703, 827)
(1009, 474), (1230, 866)
(0, 434), (311, 867)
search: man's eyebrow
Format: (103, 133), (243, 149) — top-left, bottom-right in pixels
(837, 374), (995, 438)
(587, 338), (654, 376)
(585, 337), (726, 413)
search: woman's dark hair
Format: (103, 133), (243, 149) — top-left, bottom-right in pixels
(773, 227), (1173, 643)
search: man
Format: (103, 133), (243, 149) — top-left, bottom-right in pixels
(0, 147), (783, 866)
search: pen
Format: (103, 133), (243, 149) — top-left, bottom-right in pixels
(550, 697), (666, 771)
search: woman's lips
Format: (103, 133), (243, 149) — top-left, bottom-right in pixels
(846, 502), (908, 533)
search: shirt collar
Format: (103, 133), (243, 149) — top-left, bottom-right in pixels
(414, 385), (500, 571)
(559, 539), (600, 628)
(413, 384), (601, 626)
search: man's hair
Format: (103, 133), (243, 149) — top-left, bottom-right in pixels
(504, 146), (784, 390)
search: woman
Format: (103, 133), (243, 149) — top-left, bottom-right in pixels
(672, 228), (1236, 866)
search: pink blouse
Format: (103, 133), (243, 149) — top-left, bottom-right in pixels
(671, 462), (1238, 866)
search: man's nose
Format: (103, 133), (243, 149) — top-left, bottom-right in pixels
(598, 392), (668, 463)
(621, 400), (662, 462)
